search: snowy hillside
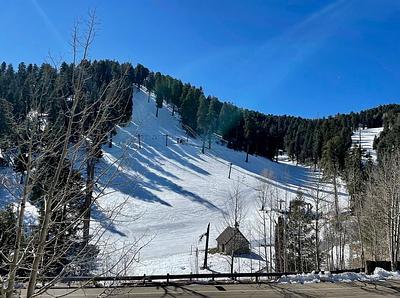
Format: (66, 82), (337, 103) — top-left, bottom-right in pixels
(93, 88), (349, 275)
(2, 88), (383, 275)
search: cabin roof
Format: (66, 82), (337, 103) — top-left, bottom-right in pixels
(216, 226), (249, 245)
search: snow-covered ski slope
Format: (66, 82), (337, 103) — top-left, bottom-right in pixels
(351, 127), (383, 161)
(0, 88), (385, 275)
(94, 89), (350, 275)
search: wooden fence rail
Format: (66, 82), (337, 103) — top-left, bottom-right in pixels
(15, 268), (365, 285)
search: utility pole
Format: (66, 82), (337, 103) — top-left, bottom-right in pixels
(228, 162), (232, 179)
(195, 248), (199, 274)
(203, 223), (210, 269)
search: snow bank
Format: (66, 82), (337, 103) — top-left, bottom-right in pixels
(277, 268), (400, 284)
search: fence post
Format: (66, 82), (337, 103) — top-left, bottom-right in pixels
(138, 134), (141, 149)
(165, 134), (168, 147)
(167, 273), (170, 285)
(228, 163), (232, 179)
(143, 274), (146, 285)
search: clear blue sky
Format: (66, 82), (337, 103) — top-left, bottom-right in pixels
(1, 0), (399, 117)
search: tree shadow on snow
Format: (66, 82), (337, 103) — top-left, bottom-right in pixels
(237, 251), (264, 262)
(91, 203), (127, 237)
(98, 144), (221, 211)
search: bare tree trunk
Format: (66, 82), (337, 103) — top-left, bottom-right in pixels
(83, 155), (96, 246)
(26, 85), (79, 297)
(27, 15), (97, 297)
(6, 148), (32, 298)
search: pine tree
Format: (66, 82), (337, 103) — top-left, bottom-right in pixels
(0, 99), (14, 147)
(206, 97), (221, 148)
(181, 88), (200, 130)
(155, 93), (163, 117)
(170, 79), (183, 116)
(286, 192), (318, 272)
(197, 95), (209, 153)
(134, 64), (149, 87)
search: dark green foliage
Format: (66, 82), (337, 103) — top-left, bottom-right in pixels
(0, 59), (140, 277)
(181, 88), (201, 130)
(155, 93), (163, 117)
(0, 205), (17, 253)
(197, 95), (209, 135)
(0, 59), (135, 128)
(344, 144), (372, 209)
(0, 98), (14, 147)
(374, 107), (400, 159)
(29, 156), (92, 276)
(134, 63), (149, 87)
(0, 206), (17, 274)
(286, 193), (318, 272)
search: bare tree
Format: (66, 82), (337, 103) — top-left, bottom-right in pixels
(360, 150), (400, 269)
(223, 179), (246, 274)
(306, 172), (328, 271)
(255, 170), (277, 272)
(1, 13), (146, 298)
(223, 179), (245, 229)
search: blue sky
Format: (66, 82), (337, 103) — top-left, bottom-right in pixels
(1, 0), (399, 117)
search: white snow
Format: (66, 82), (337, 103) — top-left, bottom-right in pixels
(278, 267), (400, 284)
(93, 89), (349, 275)
(0, 167), (39, 229)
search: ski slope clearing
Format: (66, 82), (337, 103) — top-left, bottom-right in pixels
(351, 127), (383, 161)
(94, 89), (348, 275)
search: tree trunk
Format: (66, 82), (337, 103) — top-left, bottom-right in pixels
(315, 208), (320, 271)
(6, 149), (32, 298)
(263, 212), (268, 272)
(26, 105), (78, 296)
(83, 156), (95, 246)
(108, 132), (113, 148)
(26, 197), (52, 297)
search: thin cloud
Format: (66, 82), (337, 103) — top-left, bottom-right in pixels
(30, 0), (67, 47)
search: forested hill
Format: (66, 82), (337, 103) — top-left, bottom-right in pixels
(139, 66), (399, 171)
(0, 60), (399, 172)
